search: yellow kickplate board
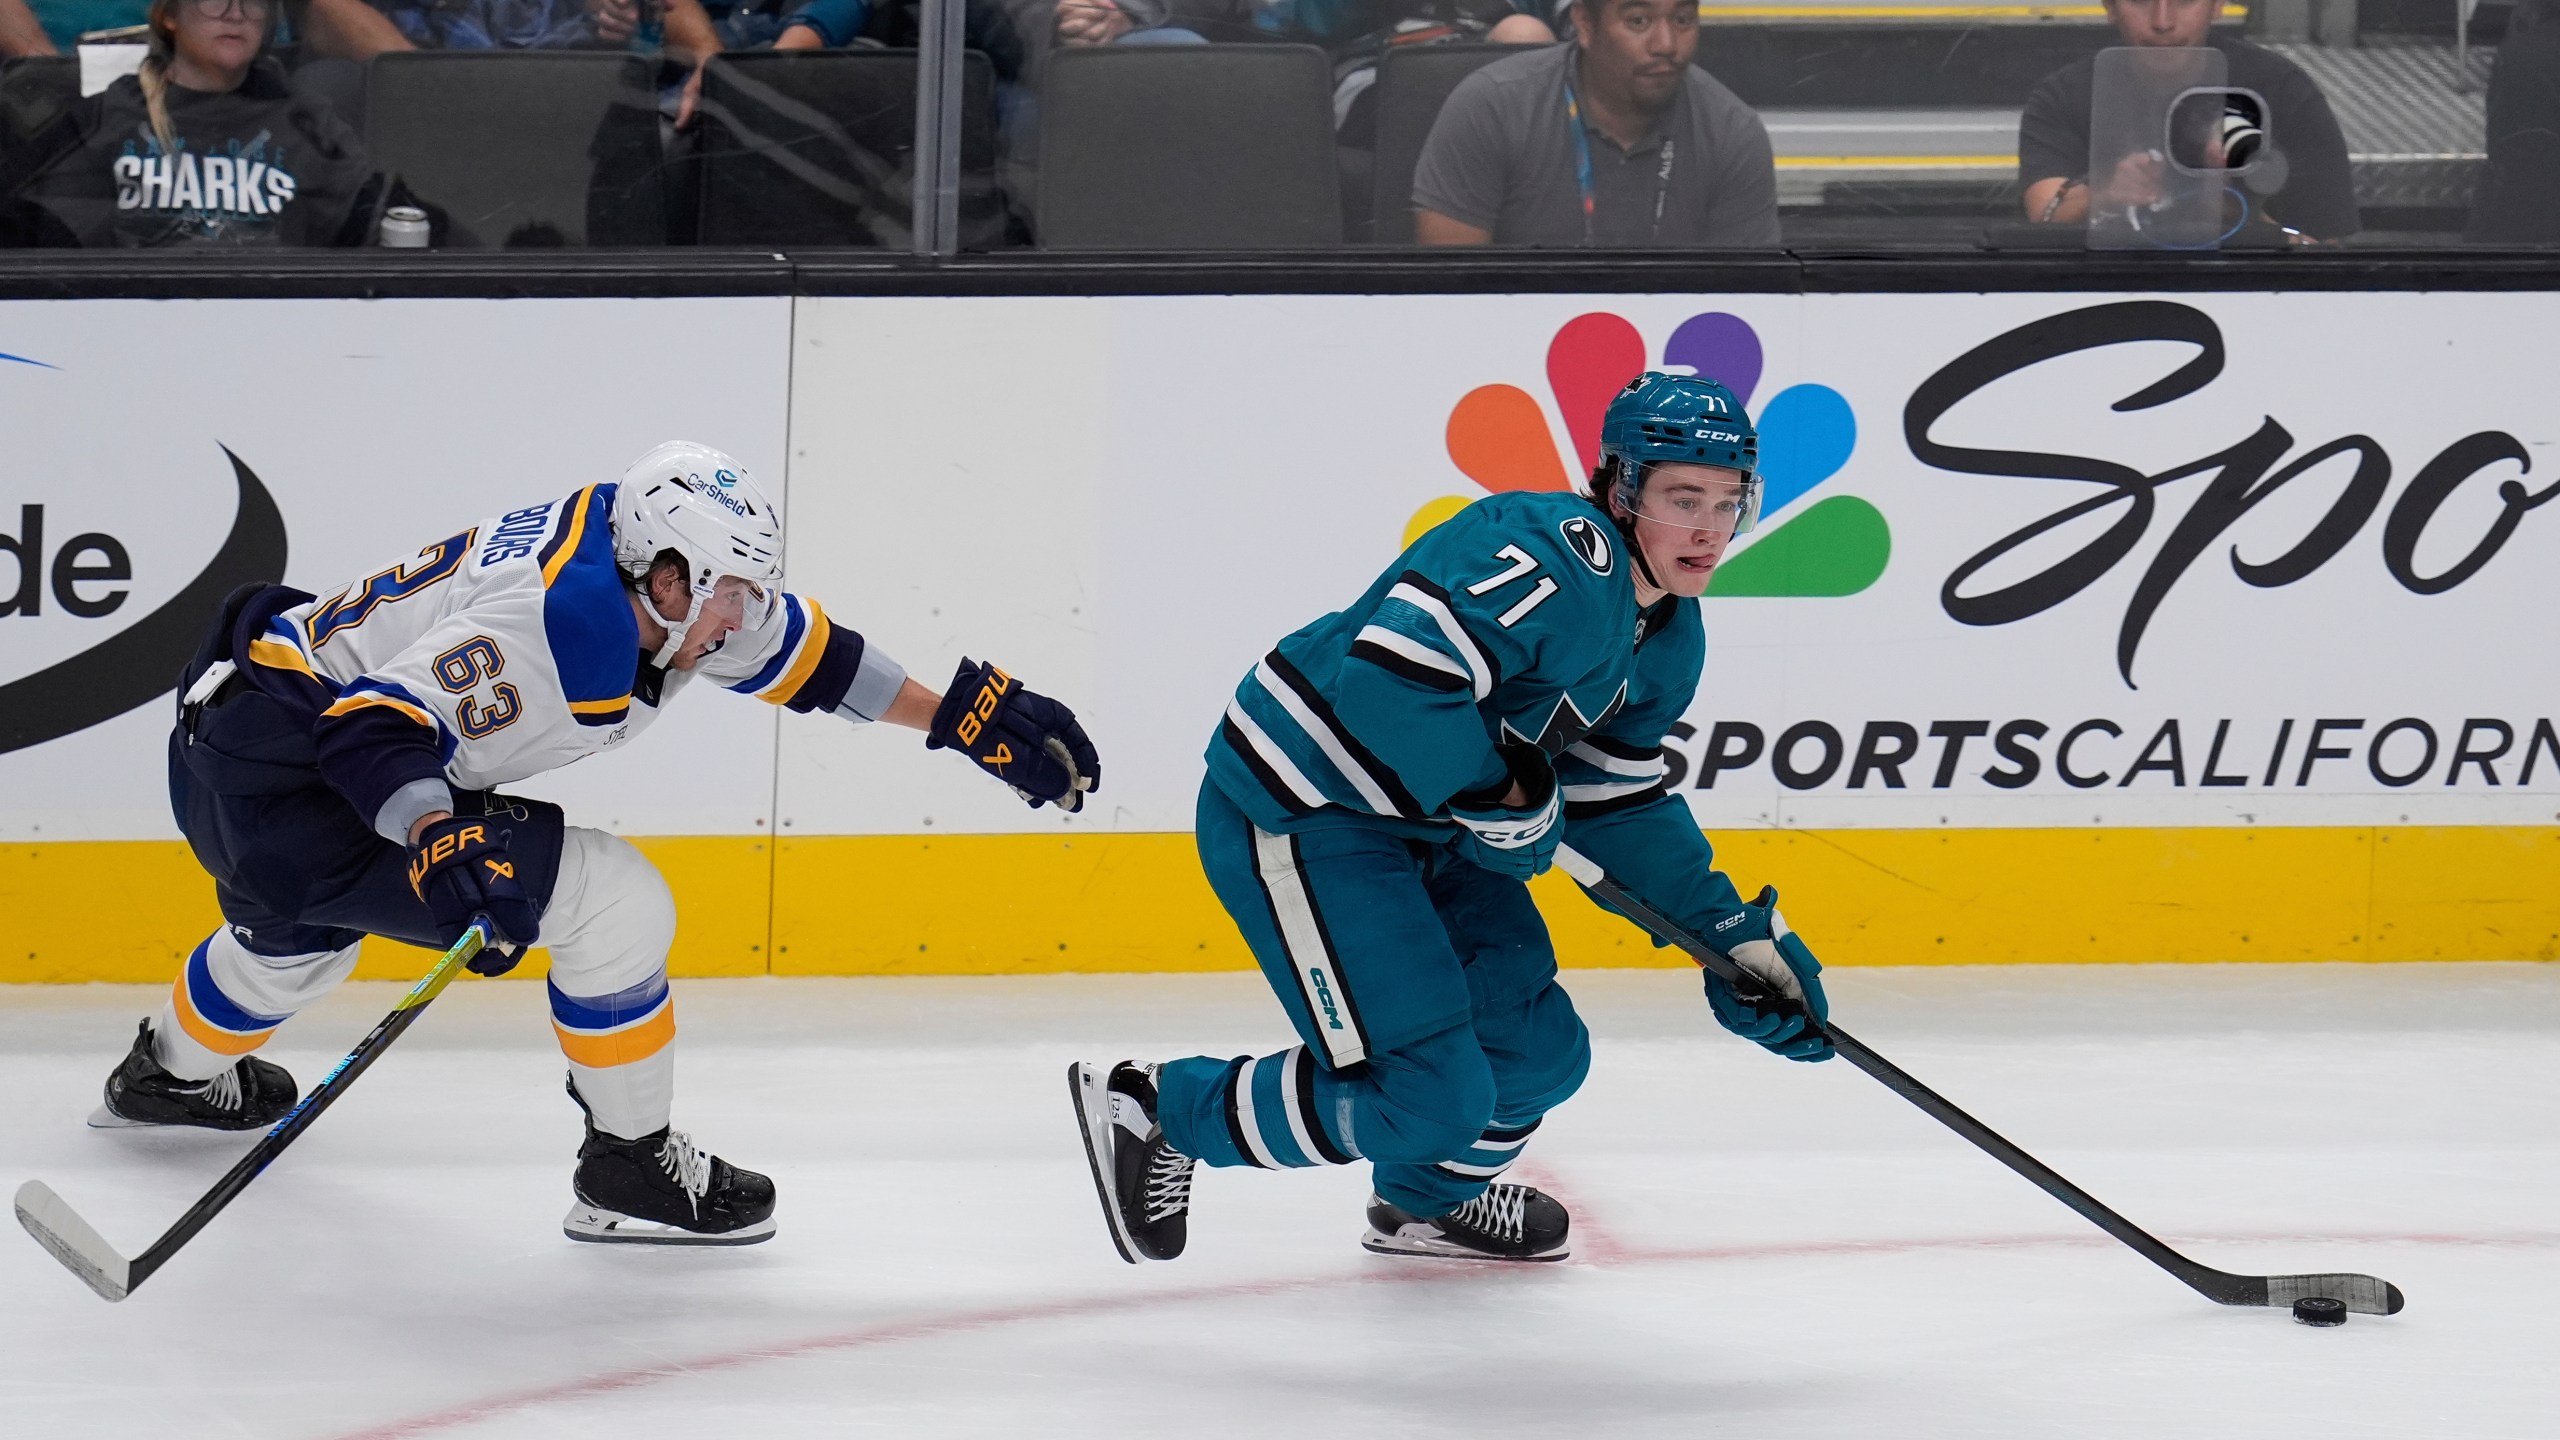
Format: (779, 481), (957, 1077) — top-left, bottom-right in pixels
(2, 826), (2550, 985)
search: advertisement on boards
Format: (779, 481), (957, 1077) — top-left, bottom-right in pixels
(789, 291), (2560, 838)
(0, 297), (794, 844)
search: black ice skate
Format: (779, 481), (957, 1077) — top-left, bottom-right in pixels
(562, 1080), (776, 1246)
(1069, 1060), (1194, 1263)
(91, 1019), (298, 1131)
(1362, 1184), (1571, 1262)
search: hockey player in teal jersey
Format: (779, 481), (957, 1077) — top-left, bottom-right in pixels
(1073, 372), (1835, 1264)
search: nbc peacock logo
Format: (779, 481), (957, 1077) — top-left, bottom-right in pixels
(1410, 310), (1888, 597)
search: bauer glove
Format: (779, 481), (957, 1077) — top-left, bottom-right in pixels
(1446, 743), (1561, 881)
(927, 658), (1102, 813)
(1702, 886), (1832, 1062)
(405, 815), (539, 971)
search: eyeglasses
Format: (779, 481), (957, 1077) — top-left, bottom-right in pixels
(180, 0), (274, 18)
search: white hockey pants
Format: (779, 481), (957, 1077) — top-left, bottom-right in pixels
(155, 827), (680, 1139)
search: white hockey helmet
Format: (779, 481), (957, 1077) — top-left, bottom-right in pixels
(611, 441), (785, 665)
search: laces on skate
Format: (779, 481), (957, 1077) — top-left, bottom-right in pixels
(188, 1067), (245, 1115)
(657, 1131), (711, 1216)
(1454, 1184), (1528, 1243)
(1143, 1144), (1194, 1221)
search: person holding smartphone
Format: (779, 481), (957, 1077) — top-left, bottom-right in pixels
(2017, 0), (2357, 240)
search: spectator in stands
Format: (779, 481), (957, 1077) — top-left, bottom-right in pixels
(0, 0), (404, 57)
(0, 0), (57, 55)
(343, 0), (723, 122)
(1050, 0), (1191, 45)
(1051, 0), (1549, 57)
(5, 0), (373, 245)
(1410, 0), (1777, 247)
(2017, 0), (2356, 240)
(2469, 0), (2560, 244)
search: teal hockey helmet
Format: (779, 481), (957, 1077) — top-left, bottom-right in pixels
(1598, 373), (1762, 535)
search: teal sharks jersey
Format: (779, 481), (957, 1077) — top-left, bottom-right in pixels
(1205, 490), (1705, 842)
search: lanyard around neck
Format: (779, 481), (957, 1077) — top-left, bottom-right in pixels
(1564, 75), (1675, 246)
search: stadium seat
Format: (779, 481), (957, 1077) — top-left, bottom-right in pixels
(692, 50), (1004, 250)
(1368, 43), (1516, 246)
(1037, 44), (1341, 250)
(0, 57), (77, 161)
(364, 52), (665, 248)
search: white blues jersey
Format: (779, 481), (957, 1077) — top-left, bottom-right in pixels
(236, 482), (902, 839)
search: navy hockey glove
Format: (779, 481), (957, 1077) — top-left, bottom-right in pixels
(927, 658), (1102, 813)
(1702, 886), (1832, 1062)
(405, 815), (539, 972)
(1447, 743), (1561, 881)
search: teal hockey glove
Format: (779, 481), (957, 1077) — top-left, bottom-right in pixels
(1702, 886), (1833, 1062)
(1446, 743), (1561, 881)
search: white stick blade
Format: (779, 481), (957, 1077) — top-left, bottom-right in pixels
(14, 1179), (133, 1302)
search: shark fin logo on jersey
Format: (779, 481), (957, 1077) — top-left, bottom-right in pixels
(1499, 681), (1626, 757)
(1558, 516), (1613, 576)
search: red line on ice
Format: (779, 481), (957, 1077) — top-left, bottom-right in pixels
(330, 1227), (2559, 1440)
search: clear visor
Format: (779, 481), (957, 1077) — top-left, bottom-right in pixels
(1623, 468), (1762, 536)
(681, 575), (778, 654)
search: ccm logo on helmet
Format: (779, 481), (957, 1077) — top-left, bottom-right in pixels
(1559, 516), (1613, 577)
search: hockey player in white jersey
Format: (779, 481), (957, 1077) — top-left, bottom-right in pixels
(96, 442), (1100, 1245)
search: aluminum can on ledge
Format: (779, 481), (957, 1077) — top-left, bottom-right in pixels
(378, 206), (430, 249)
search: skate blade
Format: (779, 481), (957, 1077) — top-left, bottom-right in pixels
(84, 1106), (264, 1132)
(1359, 1226), (1569, 1263)
(1068, 1061), (1144, 1265)
(562, 1202), (776, 1246)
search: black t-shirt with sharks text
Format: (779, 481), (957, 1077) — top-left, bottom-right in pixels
(18, 61), (372, 248)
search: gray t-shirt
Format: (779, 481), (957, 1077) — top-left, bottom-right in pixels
(1411, 44), (1780, 248)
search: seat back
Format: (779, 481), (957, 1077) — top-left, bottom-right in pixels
(1369, 43), (1517, 245)
(1037, 44), (1341, 250)
(364, 52), (664, 248)
(692, 49), (1003, 249)
(0, 57), (78, 161)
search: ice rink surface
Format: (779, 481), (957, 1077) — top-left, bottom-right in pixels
(2, 963), (2554, 1439)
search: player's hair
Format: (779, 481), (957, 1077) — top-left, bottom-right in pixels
(1585, 457), (1636, 514)
(630, 547), (687, 602)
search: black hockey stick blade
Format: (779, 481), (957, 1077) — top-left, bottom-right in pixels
(14, 920), (488, 1302)
(1551, 845), (2406, 1317)
(13, 1179), (133, 1302)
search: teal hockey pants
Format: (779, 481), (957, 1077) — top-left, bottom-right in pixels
(1158, 779), (1592, 1217)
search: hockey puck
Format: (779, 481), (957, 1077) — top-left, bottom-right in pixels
(2291, 1297), (2348, 1327)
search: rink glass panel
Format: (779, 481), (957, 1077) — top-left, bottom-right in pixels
(0, 5), (2536, 256)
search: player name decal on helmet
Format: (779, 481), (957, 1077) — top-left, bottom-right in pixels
(1559, 516), (1614, 577)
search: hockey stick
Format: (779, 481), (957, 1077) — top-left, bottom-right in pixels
(1553, 845), (2405, 1317)
(14, 919), (490, 1302)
